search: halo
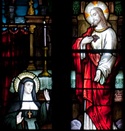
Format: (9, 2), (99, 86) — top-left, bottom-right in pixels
(84, 1), (109, 24)
(13, 71), (40, 93)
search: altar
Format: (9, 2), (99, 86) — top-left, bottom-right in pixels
(9, 70), (76, 93)
(9, 70), (52, 92)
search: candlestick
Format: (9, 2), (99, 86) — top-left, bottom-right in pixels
(38, 47), (51, 77)
(38, 20), (51, 77)
(43, 20), (47, 46)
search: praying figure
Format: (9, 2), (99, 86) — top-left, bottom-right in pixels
(3, 71), (51, 129)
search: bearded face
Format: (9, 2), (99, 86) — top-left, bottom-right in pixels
(90, 9), (101, 27)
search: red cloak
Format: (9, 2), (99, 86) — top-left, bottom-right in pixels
(72, 27), (121, 129)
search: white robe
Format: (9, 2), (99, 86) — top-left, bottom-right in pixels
(81, 28), (118, 129)
(81, 27), (117, 85)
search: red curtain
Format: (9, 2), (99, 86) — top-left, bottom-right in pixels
(1, 28), (29, 113)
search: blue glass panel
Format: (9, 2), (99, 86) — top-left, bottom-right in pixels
(34, 1), (38, 8)
(16, 6), (28, 16)
(71, 71), (76, 88)
(115, 70), (124, 89)
(2, 15), (6, 23)
(35, 9), (38, 15)
(15, 17), (25, 23)
(2, 28), (7, 31)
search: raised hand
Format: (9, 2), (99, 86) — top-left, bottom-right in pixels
(16, 112), (24, 124)
(44, 89), (50, 101)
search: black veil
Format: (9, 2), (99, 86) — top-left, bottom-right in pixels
(8, 77), (40, 112)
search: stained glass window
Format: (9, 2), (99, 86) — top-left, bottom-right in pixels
(71, 1), (124, 130)
(1, 0), (52, 129)
(1, 0), (124, 130)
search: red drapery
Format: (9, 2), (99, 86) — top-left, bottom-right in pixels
(72, 27), (122, 130)
(1, 28), (29, 112)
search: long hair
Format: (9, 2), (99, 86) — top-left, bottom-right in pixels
(91, 7), (111, 28)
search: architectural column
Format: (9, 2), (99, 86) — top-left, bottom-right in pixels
(26, 0), (36, 70)
(27, 24), (36, 70)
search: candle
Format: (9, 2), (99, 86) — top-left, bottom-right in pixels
(43, 21), (46, 46)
